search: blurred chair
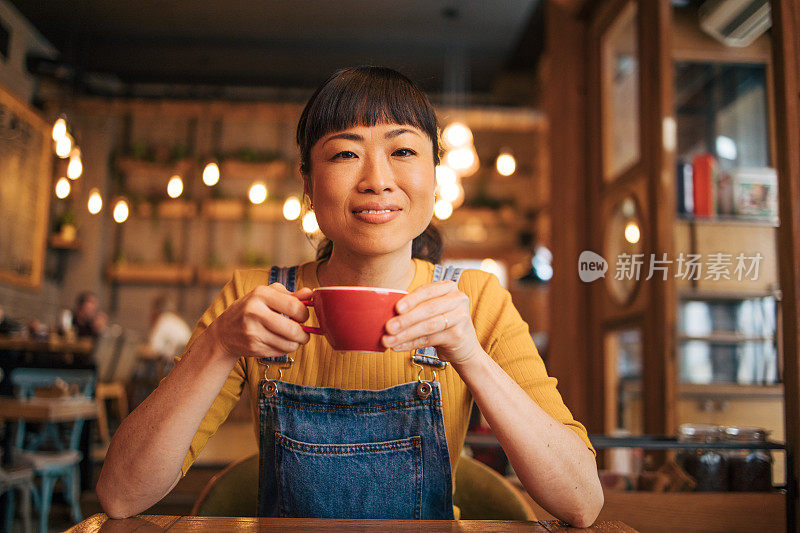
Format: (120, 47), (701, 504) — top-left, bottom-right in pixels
(191, 454), (258, 517)
(2, 465), (34, 533)
(94, 330), (141, 446)
(453, 454), (536, 520)
(190, 453), (536, 521)
(10, 368), (95, 533)
(92, 325), (122, 446)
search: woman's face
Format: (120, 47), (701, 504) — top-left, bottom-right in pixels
(306, 122), (435, 258)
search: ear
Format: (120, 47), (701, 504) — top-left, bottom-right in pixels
(303, 179), (312, 203)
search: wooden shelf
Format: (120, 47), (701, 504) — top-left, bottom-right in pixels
(220, 159), (289, 180)
(196, 267), (239, 286)
(677, 333), (775, 344)
(678, 288), (782, 300)
(48, 235), (81, 250)
(106, 263), (194, 284)
(201, 199), (245, 220)
(248, 203), (284, 222)
(136, 199), (197, 219)
(676, 215), (779, 227)
(115, 156), (195, 177)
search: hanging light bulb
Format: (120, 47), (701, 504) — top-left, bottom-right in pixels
(167, 175), (184, 198)
(52, 118), (67, 141)
(624, 221), (641, 244)
(113, 199), (130, 223)
(302, 211), (319, 233)
(54, 177), (71, 199)
(495, 152), (516, 177)
(283, 196), (302, 221)
(435, 165), (458, 187)
(249, 182), (268, 205)
(67, 148), (83, 179)
(55, 134), (73, 158)
(87, 188), (103, 214)
(438, 179), (461, 204)
(442, 122), (473, 149)
(202, 162), (220, 186)
(434, 200), (453, 220)
(445, 146), (479, 177)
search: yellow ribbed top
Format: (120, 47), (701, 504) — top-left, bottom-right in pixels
(178, 259), (594, 507)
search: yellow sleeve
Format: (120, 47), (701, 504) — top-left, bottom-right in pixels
(175, 270), (251, 475)
(459, 269), (595, 456)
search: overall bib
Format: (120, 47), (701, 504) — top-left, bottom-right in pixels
(256, 265), (462, 519)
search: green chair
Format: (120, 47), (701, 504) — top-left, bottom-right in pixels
(191, 452), (536, 520)
(453, 454), (536, 521)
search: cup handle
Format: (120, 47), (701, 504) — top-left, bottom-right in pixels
(299, 299), (323, 334)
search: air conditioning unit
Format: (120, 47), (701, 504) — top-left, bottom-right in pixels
(699, 0), (772, 47)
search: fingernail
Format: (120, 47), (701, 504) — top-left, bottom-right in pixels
(386, 320), (397, 333)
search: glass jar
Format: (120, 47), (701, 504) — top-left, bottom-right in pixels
(677, 424), (729, 491)
(724, 426), (772, 492)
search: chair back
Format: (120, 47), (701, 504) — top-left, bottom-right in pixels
(454, 454), (537, 520)
(93, 324), (123, 383)
(9, 368), (96, 452)
(110, 330), (142, 383)
(190, 453), (536, 520)
(10, 368), (95, 400)
(191, 454), (258, 517)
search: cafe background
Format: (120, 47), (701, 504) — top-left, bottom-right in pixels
(0, 1), (798, 532)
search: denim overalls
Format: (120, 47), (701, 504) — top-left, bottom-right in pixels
(256, 264), (462, 519)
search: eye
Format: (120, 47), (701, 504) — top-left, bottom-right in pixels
(392, 148), (417, 157)
(332, 150), (358, 160)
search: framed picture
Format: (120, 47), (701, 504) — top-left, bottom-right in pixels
(601, 1), (641, 182)
(0, 83), (52, 288)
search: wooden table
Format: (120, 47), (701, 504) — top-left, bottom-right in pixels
(0, 396), (98, 423)
(0, 337), (94, 355)
(68, 514), (638, 532)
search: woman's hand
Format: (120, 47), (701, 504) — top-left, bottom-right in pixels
(205, 283), (313, 362)
(382, 280), (482, 366)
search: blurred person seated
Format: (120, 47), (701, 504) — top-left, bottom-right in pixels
(147, 294), (191, 368)
(72, 291), (108, 339)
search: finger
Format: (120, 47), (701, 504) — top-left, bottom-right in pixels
(383, 309), (457, 348)
(387, 327), (451, 352)
(385, 294), (459, 336)
(254, 327), (303, 355)
(255, 309), (310, 344)
(396, 280), (457, 313)
(255, 286), (309, 323)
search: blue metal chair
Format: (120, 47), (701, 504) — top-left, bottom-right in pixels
(9, 368), (95, 533)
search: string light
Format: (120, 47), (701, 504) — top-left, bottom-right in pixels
(55, 135), (73, 158)
(55, 177), (70, 199)
(87, 189), (103, 214)
(67, 148), (83, 179)
(434, 200), (453, 220)
(283, 196), (301, 221)
(435, 165), (458, 187)
(249, 182), (268, 205)
(495, 152), (516, 176)
(302, 211), (319, 233)
(442, 122), (473, 149)
(167, 175), (183, 198)
(51, 118), (67, 141)
(113, 199), (129, 223)
(202, 162), (220, 186)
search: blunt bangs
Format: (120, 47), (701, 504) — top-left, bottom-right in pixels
(297, 66), (440, 174)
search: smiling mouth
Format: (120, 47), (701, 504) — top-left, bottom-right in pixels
(353, 209), (400, 214)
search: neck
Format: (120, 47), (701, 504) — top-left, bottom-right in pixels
(318, 245), (416, 291)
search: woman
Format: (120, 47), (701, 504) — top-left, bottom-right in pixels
(97, 66), (603, 526)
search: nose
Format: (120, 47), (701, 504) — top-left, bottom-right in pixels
(357, 153), (395, 194)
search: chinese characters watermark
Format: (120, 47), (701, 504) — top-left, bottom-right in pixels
(578, 251), (763, 282)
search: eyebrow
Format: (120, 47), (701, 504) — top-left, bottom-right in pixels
(322, 128), (421, 147)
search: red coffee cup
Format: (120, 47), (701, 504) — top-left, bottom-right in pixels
(300, 287), (407, 352)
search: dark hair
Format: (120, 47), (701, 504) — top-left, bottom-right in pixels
(75, 291), (96, 308)
(296, 66), (443, 264)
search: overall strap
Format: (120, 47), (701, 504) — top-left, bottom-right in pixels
(412, 265), (464, 369)
(259, 266), (299, 364)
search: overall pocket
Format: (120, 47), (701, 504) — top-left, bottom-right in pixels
(275, 432), (423, 519)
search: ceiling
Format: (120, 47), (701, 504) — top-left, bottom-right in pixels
(10, 0), (543, 101)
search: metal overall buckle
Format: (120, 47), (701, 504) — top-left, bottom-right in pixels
(411, 359), (438, 400)
(258, 357), (294, 398)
